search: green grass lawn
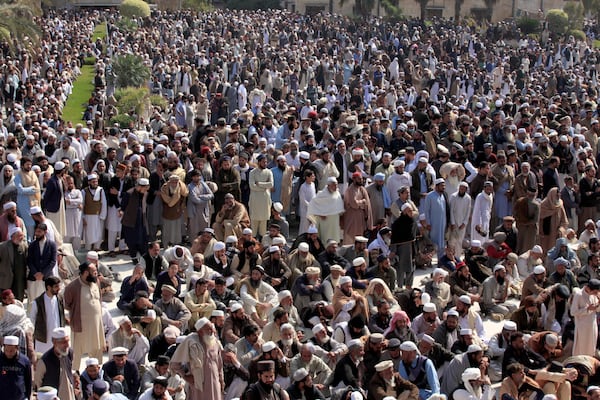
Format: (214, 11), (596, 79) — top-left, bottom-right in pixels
(595, 39), (600, 48)
(61, 22), (107, 124)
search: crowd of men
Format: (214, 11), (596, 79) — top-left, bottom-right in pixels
(2, 5), (600, 400)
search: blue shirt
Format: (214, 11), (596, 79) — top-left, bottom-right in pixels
(0, 352), (31, 400)
(398, 356), (440, 399)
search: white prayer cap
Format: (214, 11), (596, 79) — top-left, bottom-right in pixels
(493, 264), (506, 273)
(471, 240), (481, 247)
(298, 242), (309, 252)
(447, 310), (459, 317)
(299, 151), (310, 160)
(421, 334), (435, 345)
(213, 241), (226, 251)
(30, 206), (42, 214)
(86, 358), (100, 367)
(503, 321), (517, 331)
(293, 368), (310, 382)
(330, 264), (344, 272)
(399, 341), (418, 351)
(273, 202), (283, 212)
(269, 245), (280, 253)
(211, 310), (225, 318)
(350, 392), (363, 400)
(418, 157), (428, 163)
(348, 339), (363, 349)
(226, 235), (238, 243)
(353, 257), (366, 267)
(423, 303), (436, 313)
(401, 203), (412, 212)
(532, 245), (543, 253)
(433, 268), (447, 277)
(194, 317), (210, 331)
(8, 227), (21, 238)
(458, 295), (472, 305)
(467, 344), (483, 353)
(137, 178), (150, 186)
(111, 347), (129, 356)
(118, 316), (131, 326)
(459, 181), (469, 188)
(327, 176), (338, 184)
(262, 341), (277, 352)
(278, 290), (292, 301)
(51, 327), (69, 340)
(307, 225), (318, 234)
(352, 148), (364, 156)
(355, 236), (368, 243)
(54, 161), (66, 171)
(230, 302), (243, 312)
(37, 387), (58, 400)
(87, 174), (98, 180)
(3, 336), (18, 346)
(534, 265), (546, 275)
(462, 367), (481, 382)
(375, 360), (394, 372)
(242, 228), (253, 235)
(87, 251), (99, 260)
(2, 201), (16, 211)
(434, 178), (445, 185)
(460, 328), (473, 336)
(272, 237), (285, 245)
(393, 160), (405, 167)
(339, 276), (352, 286)
(312, 323), (325, 334)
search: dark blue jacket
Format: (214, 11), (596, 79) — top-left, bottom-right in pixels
(42, 175), (63, 213)
(0, 351), (31, 400)
(27, 238), (57, 281)
(102, 359), (140, 400)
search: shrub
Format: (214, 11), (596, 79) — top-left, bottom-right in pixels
(120, 0), (151, 19)
(149, 94), (168, 111)
(563, 1), (583, 31)
(110, 113), (136, 128)
(114, 87), (149, 116)
(517, 16), (541, 34)
(112, 54), (151, 88)
(569, 29), (586, 41)
(546, 9), (568, 35)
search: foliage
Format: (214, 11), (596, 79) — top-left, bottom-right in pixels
(120, 0), (151, 18)
(114, 87), (150, 116)
(112, 54), (151, 88)
(569, 29), (586, 41)
(0, 3), (41, 49)
(110, 113), (136, 128)
(581, 0), (600, 19)
(482, 0), (497, 20)
(595, 40), (600, 48)
(61, 65), (95, 123)
(381, 0), (403, 20)
(454, 0), (464, 23)
(182, 0), (213, 10)
(517, 16), (541, 34)
(546, 9), (568, 35)
(563, 1), (584, 30)
(149, 94), (168, 111)
(115, 17), (139, 32)
(92, 22), (107, 41)
(416, 0), (429, 20)
(226, 0), (280, 9)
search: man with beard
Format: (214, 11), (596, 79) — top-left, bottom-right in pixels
(481, 265), (516, 319)
(109, 316), (150, 366)
(245, 360), (289, 400)
(81, 174), (107, 251)
(313, 148), (339, 191)
(369, 299), (392, 334)
(120, 178), (150, 265)
(398, 340), (440, 400)
(424, 268), (451, 316)
(422, 178), (449, 260)
(366, 173), (391, 223)
(318, 239), (351, 280)
(511, 295), (542, 334)
(184, 278), (216, 330)
(452, 367), (494, 400)
(548, 257), (578, 292)
(412, 303), (441, 338)
(514, 186), (540, 254)
(368, 359), (419, 400)
(14, 156), (40, 240)
(337, 236), (369, 265)
(34, 328), (76, 400)
(449, 265), (482, 304)
(0, 202), (26, 242)
(155, 284), (192, 332)
(432, 309), (460, 351)
(64, 262), (105, 370)
(330, 339), (365, 390)
(522, 265), (553, 302)
(271, 155), (293, 215)
(307, 177), (344, 244)
(248, 341), (290, 385)
(223, 300), (259, 344)
(292, 266), (326, 311)
(190, 228), (217, 260)
(471, 181), (494, 245)
(170, 318), (224, 400)
(332, 275), (369, 324)
(363, 333), (387, 385)
(80, 358), (105, 400)
(107, 163), (132, 256)
(214, 156), (241, 215)
(84, 141), (105, 173)
(417, 334), (455, 372)
(230, 240), (262, 279)
(343, 172), (373, 245)
(387, 161), (412, 204)
(309, 323), (346, 369)
(287, 368), (326, 400)
(248, 154), (274, 238)
(138, 376), (170, 400)
(239, 265), (279, 327)
(449, 182), (472, 257)
(442, 343), (487, 395)
(262, 246), (291, 291)
(454, 295), (487, 344)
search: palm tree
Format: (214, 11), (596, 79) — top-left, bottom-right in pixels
(0, 1), (42, 49)
(483, 0), (497, 20)
(339, 0), (376, 17)
(112, 54), (151, 88)
(417, 0), (429, 20)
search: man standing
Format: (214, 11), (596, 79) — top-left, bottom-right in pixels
(120, 178), (150, 265)
(0, 335), (32, 400)
(514, 186), (540, 254)
(64, 262), (105, 369)
(366, 173), (391, 223)
(343, 172), (373, 244)
(471, 181), (494, 245)
(14, 156), (40, 240)
(34, 327), (76, 400)
(449, 182), (472, 258)
(29, 276), (65, 354)
(42, 161), (67, 236)
(307, 177), (345, 243)
(81, 174), (107, 251)
(0, 202), (26, 242)
(27, 223), (57, 301)
(161, 175), (189, 247)
(570, 279), (600, 356)
(249, 154), (274, 238)
(107, 164), (132, 256)
(270, 155), (294, 215)
(422, 178), (449, 260)
(170, 318), (224, 400)
(0, 227), (28, 301)
(187, 170), (214, 239)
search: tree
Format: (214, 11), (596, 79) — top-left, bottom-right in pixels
(0, 2), (41, 49)
(226, 0), (279, 9)
(416, 0), (429, 20)
(483, 0), (498, 20)
(454, 0), (464, 23)
(112, 54), (151, 88)
(546, 9), (569, 35)
(120, 0), (151, 18)
(563, 1), (584, 31)
(339, 0), (376, 17)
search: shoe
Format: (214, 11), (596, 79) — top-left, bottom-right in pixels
(490, 313), (504, 321)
